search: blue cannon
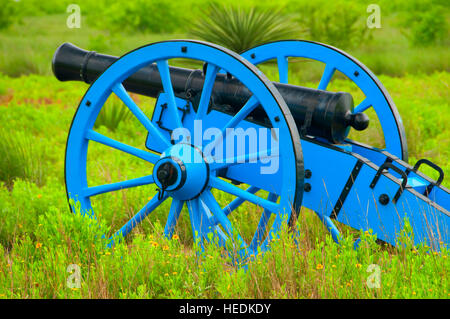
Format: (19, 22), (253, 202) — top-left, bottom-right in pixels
(52, 40), (449, 256)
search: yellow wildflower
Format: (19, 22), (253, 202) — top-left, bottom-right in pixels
(172, 234), (179, 240)
(316, 264), (324, 270)
(35, 242), (42, 249)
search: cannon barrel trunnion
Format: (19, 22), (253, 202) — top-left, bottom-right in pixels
(54, 39), (449, 256)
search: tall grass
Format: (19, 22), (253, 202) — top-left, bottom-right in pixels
(0, 204), (448, 298)
(0, 128), (46, 189)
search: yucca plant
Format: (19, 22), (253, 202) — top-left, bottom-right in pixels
(94, 97), (133, 132)
(189, 4), (302, 53)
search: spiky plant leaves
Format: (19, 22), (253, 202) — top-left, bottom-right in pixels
(190, 4), (302, 53)
(94, 96), (133, 132)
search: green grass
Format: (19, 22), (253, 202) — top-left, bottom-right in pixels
(0, 15), (185, 77)
(0, 14), (448, 80)
(0, 71), (448, 298)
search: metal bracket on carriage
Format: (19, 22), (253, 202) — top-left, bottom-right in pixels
(370, 162), (409, 204)
(405, 158), (445, 197)
(155, 102), (190, 138)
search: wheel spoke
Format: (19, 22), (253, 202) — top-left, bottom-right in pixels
(209, 176), (280, 213)
(164, 199), (184, 238)
(187, 199), (202, 244)
(201, 190), (247, 248)
(195, 64), (219, 121)
(109, 192), (168, 244)
(205, 95), (260, 155)
(210, 147), (278, 171)
(353, 98), (372, 114)
(318, 64), (336, 90)
(198, 198), (229, 246)
(112, 83), (171, 148)
(277, 56), (289, 84)
(222, 95), (260, 132)
(156, 60), (183, 128)
(84, 174), (154, 197)
(86, 129), (159, 164)
(250, 193), (278, 249)
(201, 191), (234, 236)
(223, 186), (260, 216)
(315, 210), (341, 244)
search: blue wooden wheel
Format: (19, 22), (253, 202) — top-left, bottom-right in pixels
(241, 40), (408, 244)
(65, 40), (304, 258)
(241, 40), (408, 161)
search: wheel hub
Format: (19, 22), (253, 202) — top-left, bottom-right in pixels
(156, 162), (179, 189)
(153, 144), (209, 200)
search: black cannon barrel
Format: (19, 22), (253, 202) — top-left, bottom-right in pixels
(52, 42), (369, 143)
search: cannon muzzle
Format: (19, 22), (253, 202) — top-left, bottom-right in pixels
(53, 42), (369, 144)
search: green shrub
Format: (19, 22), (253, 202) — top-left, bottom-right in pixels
(189, 3), (302, 53)
(89, 0), (181, 33)
(0, 178), (67, 247)
(0, 0), (21, 30)
(288, 0), (369, 49)
(402, 6), (447, 47)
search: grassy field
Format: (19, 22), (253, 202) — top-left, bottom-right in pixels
(0, 2), (449, 299)
(0, 13), (448, 80)
(0, 71), (448, 298)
